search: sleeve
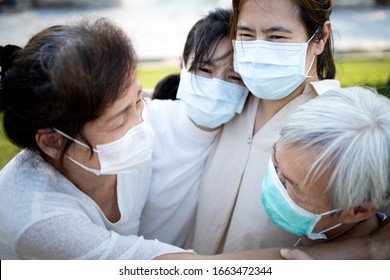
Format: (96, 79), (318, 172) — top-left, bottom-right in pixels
(15, 214), (189, 260)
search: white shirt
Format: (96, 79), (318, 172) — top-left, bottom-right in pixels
(0, 150), (187, 259)
(139, 99), (219, 247)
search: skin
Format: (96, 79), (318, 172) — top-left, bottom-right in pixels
(235, 0), (330, 131)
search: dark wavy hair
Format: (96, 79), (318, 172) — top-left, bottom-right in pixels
(0, 18), (137, 159)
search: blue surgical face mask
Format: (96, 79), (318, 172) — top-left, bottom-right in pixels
(233, 33), (316, 100)
(176, 67), (249, 129)
(261, 159), (342, 240)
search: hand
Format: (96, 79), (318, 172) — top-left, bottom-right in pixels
(280, 249), (314, 260)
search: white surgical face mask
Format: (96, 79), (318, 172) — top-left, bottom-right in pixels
(261, 159), (342, 240)
(177, 67), (249, 129)
(54, 106), (154, 176)
(233, 34), (316, 100)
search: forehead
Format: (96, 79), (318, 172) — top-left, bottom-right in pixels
(190, 37), (232, 65)
(239, 0), (303, 30)
(209, 38), (233, 63)
(276, 141), (330, 190)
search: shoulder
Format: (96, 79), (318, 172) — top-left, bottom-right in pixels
(146, 98), (185, 119)
(0, 149), (92, 219)
(305, 79), (341, 96)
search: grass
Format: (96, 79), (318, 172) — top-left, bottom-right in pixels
(1, 58), (390, 169)
(335, 58), (390, 96)
(0, 127), (20, 169)
(136, 65), (180, 89)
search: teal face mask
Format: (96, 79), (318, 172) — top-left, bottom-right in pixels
(261, 159), (342, 240)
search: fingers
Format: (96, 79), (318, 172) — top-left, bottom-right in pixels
(280, 248), (314, 260)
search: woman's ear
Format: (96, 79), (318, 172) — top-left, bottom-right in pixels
(178, 55), (183, 69)
(339, 203), (376, 224)
(312, 20), (331, 56)
(35, 128), (63, 160)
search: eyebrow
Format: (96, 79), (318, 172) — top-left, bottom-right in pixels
(236, 25), (256, 33)
(263, 26), (293, 34)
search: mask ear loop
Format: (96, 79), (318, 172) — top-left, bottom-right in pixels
(305, 29), (320, 78)
(53, 128), (98, 153)
(317, 208), (343, 236)
(305, 55), (316, 77)
(308, 208), (343, 240)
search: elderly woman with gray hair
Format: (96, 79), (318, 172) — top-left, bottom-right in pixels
(263, 86), (390, 252)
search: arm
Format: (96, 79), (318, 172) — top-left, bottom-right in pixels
(16, 215), (187, 260)
(158, 219), (390, 260)
(155, 248), (285, 260)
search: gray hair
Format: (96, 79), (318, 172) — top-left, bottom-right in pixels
(279, 86), (390, 210)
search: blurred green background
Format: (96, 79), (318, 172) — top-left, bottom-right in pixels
(1, 58), (390, 169)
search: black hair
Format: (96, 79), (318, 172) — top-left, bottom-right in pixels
(185, 8), (232, 72)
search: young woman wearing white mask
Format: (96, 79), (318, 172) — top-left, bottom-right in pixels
(139, 8), (248, 248)
(188, 0), (343, 254)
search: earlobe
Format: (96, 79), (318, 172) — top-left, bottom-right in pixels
(339, 203), (376, 224)
(35, 128), (63, 160)
(178, 55), (183, 69)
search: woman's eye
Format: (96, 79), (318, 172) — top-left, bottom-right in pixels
(237, 32), (253, 39)
(229, 75), (243, 82)
(199, 67), (212, 74)
(269, 35), (287, 41)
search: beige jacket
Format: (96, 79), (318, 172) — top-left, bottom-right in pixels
(187, 80), (341, 254)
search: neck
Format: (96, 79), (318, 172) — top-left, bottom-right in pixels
(61, 165), (120, 222)
(254, 81), (307, 134)
(81, 174), (120, 223)
(300, 214), (380, 246)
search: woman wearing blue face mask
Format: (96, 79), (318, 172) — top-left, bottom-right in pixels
(139, 8), (248, 248)
(263, 86), (390, 249)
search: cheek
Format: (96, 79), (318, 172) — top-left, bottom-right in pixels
(67, 144), (101, 169)
(309, 40), (325, 57)
(287, 188), (309, 209)
(195, 71), (210, 79)
(287, 186), (325, 214)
